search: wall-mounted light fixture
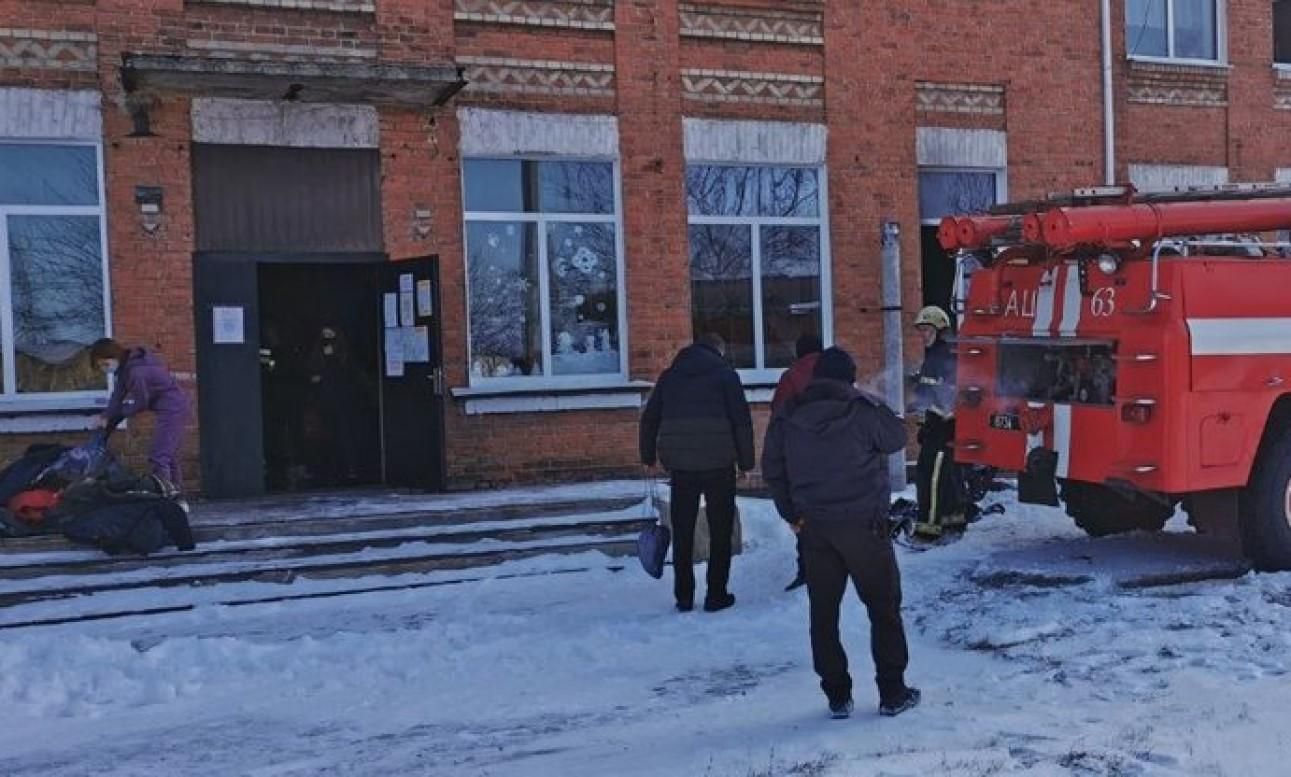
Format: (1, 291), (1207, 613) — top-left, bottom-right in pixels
(135, 185), (163, 235)
(413, 206), (432, 240)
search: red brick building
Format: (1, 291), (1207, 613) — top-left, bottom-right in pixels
(0, 0), (1288, 497)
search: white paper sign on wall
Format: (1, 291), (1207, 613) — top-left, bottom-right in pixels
(213, 306), (245, 345)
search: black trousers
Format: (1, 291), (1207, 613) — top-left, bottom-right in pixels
(669, 468), (736, 605)
(801, 516), (909, 705)
(916, 415), (965, 528)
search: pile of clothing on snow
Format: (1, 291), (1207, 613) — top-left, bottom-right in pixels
(0, 433), (195, 556)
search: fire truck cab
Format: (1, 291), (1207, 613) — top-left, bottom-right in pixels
(945, 184), (1291, 570)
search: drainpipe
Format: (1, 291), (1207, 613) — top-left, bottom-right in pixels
(1101, 0), (1116, 185)
(880, 219), (907, 492)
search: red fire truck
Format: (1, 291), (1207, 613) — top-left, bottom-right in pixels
(942, 185), (1291, 570)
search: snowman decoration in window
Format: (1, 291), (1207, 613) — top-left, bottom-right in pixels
(552, 228), (614, 367)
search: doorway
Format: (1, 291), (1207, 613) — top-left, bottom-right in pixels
(258, 263), (382, 491)
(193, 254), (446, 499)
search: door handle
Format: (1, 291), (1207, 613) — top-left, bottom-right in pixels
(429, 368), (444, 396)
(1269, 376), (1286, 388)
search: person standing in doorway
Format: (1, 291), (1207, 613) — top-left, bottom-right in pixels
(770, 333), (823, 591)
(90, 339), (192, 495)
(909, 306), (965, 539)
(762, 347), (920, 719)
(307, 326), (364, 486)
(640, 334), (754, 614)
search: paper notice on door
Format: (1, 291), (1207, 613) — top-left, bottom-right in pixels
(399, 273), (414, 293)
(384, 329), (405, 377)
(399, 291), (415, 326)
(403, 325), (430, 363)
(212, 306), (244, 345)
(416, 279), (433, 317)
(383, 293), (398, 328)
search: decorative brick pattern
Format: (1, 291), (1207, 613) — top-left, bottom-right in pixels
(186, 38), (377, 62)
(916, 82), (1005, 115)
(453, 0), (615, 30)
(187, 0), (376, 12)
(0, 28), (96, 72)
(458, 56), (615, 96)
(680, 68), (823, 107)
(1127, 60), (1228, 107)
(678, 3), (823, 46)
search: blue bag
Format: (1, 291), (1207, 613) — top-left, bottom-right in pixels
(637, 522), (671, 579)
(39, 431), (111, 483)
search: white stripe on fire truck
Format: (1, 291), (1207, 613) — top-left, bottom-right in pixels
(1058, 263), (1083, 337)
(1188, 318), (1291, 356)
(1053, 404), (1072, 479)
(1032, 268), (1058, 336)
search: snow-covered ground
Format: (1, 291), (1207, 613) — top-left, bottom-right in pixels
(3, 489), (1291, 776)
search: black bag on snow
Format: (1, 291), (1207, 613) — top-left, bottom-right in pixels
(55, 476), (195, 556)
(60, 501), (189, 556)
(0, 444), (68, 505)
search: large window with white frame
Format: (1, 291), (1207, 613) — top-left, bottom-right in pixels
(463, 158), (626, 385)
(0, 141), (110, 404)
(1126, 0), (1224, 62)
(685, 165), (830, 375)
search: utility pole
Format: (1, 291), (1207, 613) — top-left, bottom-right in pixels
(880, 218), (908, 491)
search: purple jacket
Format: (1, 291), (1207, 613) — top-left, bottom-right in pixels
(105, 349), (190, 424)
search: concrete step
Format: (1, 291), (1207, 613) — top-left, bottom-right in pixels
(0, 493), (657, 613)
(0, 496), (645, 553)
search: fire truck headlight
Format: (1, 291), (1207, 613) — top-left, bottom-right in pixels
(1096, 253), (1121, 275)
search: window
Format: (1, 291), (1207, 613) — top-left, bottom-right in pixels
(686, 165), (829, 372)
(1127, 0), (1222, 62)
(463, 159), (625, 383)
(0, 142), (109, 403)
(1276, 0), (1291, 65)
(918, 169), (1003, 320)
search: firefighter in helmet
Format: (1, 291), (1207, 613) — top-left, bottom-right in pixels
(909, 305), (967, 539)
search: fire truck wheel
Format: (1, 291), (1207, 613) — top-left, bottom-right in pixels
(1061, 482), (1172, 538)
(1240, 434), (1291, 571)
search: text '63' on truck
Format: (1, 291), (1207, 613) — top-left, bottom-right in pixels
(943, 184), (1291, 570)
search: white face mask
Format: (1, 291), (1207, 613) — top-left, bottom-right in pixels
(100, 360), (119, 375)
(322, 344), (335, 356)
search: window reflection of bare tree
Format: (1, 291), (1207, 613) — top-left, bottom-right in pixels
(467, 223), (541, 377)
(8, 214), (105, 393)
(689, 224), (753, 368)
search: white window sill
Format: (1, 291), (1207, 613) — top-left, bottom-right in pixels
(1275, 63), (1291, 76)
(455, 380), (652, 416)
(1127, 56), (1230, 71)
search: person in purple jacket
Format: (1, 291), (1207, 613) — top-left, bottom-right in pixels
(89, 339), (192, 492)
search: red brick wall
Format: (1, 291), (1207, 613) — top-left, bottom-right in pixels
(4, 0), (1291, 492)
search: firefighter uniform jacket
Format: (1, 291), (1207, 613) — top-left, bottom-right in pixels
(914, 336), (956, 420)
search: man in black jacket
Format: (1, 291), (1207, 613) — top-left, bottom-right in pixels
(641, 334), (754, 613)
(762, 347), (920, 719)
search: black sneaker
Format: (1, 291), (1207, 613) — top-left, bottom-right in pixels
(703, 593), (736, 612)
(829, 697), (854, 720)
(879, 688), (921, 717)
(676, 600), (693, 613)
(784, 574), (807, 592)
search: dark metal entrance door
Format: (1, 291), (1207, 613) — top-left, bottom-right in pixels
(378, 257), (446, 490)
(193, 254), (264, 498)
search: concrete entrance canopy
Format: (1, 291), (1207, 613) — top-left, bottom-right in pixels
(120, 54), (467, 107)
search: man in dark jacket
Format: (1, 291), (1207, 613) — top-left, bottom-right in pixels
(641, 334), (754, 613)
(771, 333), (823, 592)
(762, 347), (920, 719)
(909, 306), (965, 539)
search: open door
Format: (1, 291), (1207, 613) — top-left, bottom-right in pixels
(193, 253), (266, 498)
(378, 256), (446, 490)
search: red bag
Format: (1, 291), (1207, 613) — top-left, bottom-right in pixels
(9, 489), (60, 526)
